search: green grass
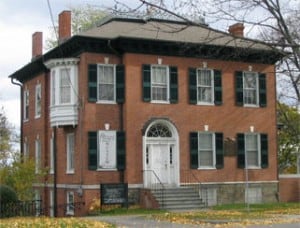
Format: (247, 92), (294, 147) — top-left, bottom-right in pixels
(212, 202), (300, 213)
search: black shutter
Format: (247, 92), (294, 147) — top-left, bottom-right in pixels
(117, 131), (126, 170)
(88, 131), (97, 170)
(259, 73), (267, 107)
(235, 71), (244, 106)
(237, 133), (245, 168)
(214, 70), (222, 105)
(189, 68), (197, 104)
(142, 65), (151, 102)
(215, 133), (224, 169)
(169, 66), (178, 103)
(116, 65), (125, 104)
(190, 132), (199, 169)
(260, 134), (268, 168)
(88, 64), (97, 102)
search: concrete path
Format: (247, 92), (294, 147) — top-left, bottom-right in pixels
(86, 214), (300, 228)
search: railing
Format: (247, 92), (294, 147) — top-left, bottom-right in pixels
(0, 200), (42, 218)
(181, 169), (208, 207)
(142, 169), (165, 208)
(0, 200), (85, 218)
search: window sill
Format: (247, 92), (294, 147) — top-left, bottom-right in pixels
(97, 168), (117, 171)
(197, 102), (214, 106)
(96, 101), (117, 105)
(244, 166), (261, 170)
(66, 211), (74, 216)
(150, 101), (170, 104)
(198, 167), (216, 170)
(23, 119), (29, 123)
(243, 104), (259, 108)
(66, 170), (75, 174)
(35, 115), (41, 119)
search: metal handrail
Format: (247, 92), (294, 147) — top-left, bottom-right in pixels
(181, 169), (208, 207)
(142, 169), (165, 208)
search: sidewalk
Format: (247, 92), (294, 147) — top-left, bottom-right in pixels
(85, 214), (300, 228)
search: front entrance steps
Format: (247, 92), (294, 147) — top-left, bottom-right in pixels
(150, 186), (206, 210)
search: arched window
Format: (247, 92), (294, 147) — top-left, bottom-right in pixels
(147, 123), (172, 137)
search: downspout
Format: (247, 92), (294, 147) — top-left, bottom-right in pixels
(107, 40), (125, 182)
(53, 126), (57, 217)
(10, 78), (23, 156)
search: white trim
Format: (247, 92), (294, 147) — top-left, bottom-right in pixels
(66, 191), (75, 215)
(97, 64), (116, 103)
(66, 133), (75, 174)
(143, 119), (180, 187)
(150, 64), (170, 103)
(35, 83), (42, 118)
(279, 174), (300, 178)
(196, 68), (214, 105)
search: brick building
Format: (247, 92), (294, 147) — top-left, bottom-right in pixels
(10, 11), (282, 216)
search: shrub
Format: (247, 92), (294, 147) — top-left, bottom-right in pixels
(0, 184), (18, 204)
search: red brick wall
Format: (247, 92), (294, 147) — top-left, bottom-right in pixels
(279, 175), (300, 202)
(23, 51), (279, 214)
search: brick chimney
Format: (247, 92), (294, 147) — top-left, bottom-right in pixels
(228, 23), (244, 37)
(58, 10), (71, 43)
(32, 32), (43, 60)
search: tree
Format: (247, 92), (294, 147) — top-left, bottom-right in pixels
(277, 103), (300, 173)
(46, 4), (107, 50)
(0, 106), (16, 168)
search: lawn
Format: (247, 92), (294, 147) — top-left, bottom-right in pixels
(0, 217), (113, 228)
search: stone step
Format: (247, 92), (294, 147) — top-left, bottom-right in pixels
(151, 187), (205, 210)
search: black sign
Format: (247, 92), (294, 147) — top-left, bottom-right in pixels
(100, 183), (128, 207)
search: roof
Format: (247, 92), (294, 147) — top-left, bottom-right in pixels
(9, 16), (283, 82)
(80, 16), (272, 51)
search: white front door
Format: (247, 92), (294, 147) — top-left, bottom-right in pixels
(146, 143), (176, 186)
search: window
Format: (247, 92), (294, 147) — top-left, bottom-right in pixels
(50, 136), (54, 174)
(197, 69), (213, 103)
(88, 131), (125, 171)
(49, 190), (54, 217)
(66, 191), (74, 215)
(198, 133), (215, 168)
(201, 187), (217, 206)
(245, 187), (262, 204)
(35, 190), (41, 216)
(35, 84), (41, 118)
(235, 71), (266, 107)
(23, 90), (29, 121)
(142, 65), (178, 103)
(51, 70), (56, 106)
(237, 133), (268, 169)
(35, 139), (41, 173)
(60, 69), (71, 104)
(66, 133), (75, 173)
(98, 65), (115, 101)
(23, 139), (29, 161)
(189, 68), (222, 105)
(88, 64), (125, 103)
(190, 132), (223, 169)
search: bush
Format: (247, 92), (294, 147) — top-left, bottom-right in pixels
(0, 185), (18, 204)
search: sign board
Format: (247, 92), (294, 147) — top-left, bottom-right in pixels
(100, 183), (128, 208)
(98, 131), (116, 169)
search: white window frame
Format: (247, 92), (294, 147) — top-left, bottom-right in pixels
(97, 64), (116, 103)
(35, 138), (41, 174)
(243, 72), (259, 107)
(245, 133), (261, 169)
(35, 83), (42, 118)
(151, 65), (169, 103)
(198, 132), (216, 169)
(23, 90), (29, 121)
(50, 65), (77, 106)
(245, 187), (262, 204)
(23, 139), (29, 161)
(66, 133), (75, 174)
(197, 68), (214, 105)
(35, 190), (41, 216)
(59, 68), (72, 104)
(50, 136), (54, 174)
(66, 191), (75, 215)
(49, 190), (54, 217)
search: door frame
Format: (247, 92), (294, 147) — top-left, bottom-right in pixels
(142, 119), (180, 188)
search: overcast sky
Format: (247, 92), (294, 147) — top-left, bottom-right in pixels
(0, 0), (139, 129)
